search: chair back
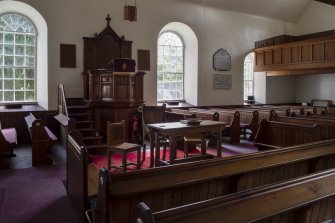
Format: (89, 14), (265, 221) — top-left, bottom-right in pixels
(141, 104), (167, 125)
(107, 120), (125, 146)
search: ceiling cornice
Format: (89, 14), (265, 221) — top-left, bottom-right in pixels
(315, 0), (335, 6)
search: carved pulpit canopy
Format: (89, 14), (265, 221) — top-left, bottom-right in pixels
(83, 14), (133, 71)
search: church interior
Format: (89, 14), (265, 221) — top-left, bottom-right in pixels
(1, 0), (335, 222)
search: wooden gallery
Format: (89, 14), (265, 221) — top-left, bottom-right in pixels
(1, 0), (335, 223)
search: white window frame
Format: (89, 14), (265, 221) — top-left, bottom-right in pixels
(0, 13), (37, 103)
(243, 53), (254, 101)
(157, 31), (185, 102)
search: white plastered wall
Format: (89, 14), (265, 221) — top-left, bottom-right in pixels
(7, 0), (300, 109)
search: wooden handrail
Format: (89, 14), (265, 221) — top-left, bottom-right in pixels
(57, 84), (68, 117)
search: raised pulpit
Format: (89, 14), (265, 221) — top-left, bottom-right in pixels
(82, 16), (144, 141)
(85, 58), (143, 103)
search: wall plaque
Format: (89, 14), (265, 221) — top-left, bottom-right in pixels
(137, 49), (150, 71)
(213, 74), (232, 89)
(60, 44), (76, 68)
(213, 48), (231, 71)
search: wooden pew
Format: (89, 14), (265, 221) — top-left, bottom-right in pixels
(53, 113), (76, 147)
(136, 168), (335, 223)
(254, 119), (322, 150)
(24, 113), (58, 166)
(209, 108), (259, 140)
(0, 122), (17, 169)
(274, 115), (335, 140)
(67, 130), (99, 223)
(191, 108), (241, 143)
(91, 139), (335, 223)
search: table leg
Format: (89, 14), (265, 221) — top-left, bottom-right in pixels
(122, 152), (127, 172)
(201, 133), (206, 155)
(155, 132), (161, 167)
(107, 148), (111, 170)
(170, 134), (177, 165)
(149, 131), (155, 168)
(217, 126), (222, 158)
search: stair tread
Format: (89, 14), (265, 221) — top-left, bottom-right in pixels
(69, 113), (92, 116)
(82, 136), (103, 139)
(78, 128), (97, 131)
(76, 120), (94, 123)
(86, 144), (108, 149)
(68, 105), (87, 108)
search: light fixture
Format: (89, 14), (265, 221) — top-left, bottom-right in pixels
(124, 0), (137, 22)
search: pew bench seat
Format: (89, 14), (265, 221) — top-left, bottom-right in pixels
(0, 125), (17, 168)
(1, 127), (17, 157)
(44, 127), (58, 141)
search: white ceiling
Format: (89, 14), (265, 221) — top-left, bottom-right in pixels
(176, 0), (313, 22)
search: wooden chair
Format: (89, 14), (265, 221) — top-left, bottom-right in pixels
(107, 120), (142, 172)
(183, 113), (204, 157)
(183, 112), (220, 157)
(140, 104), (169, 166)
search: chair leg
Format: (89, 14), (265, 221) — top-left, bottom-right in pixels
(122, 152), (127, 172)
(184, 142), (188, 157)
(150, 145), (154, 168)
(142, 144), (146, 162)
(107, 149), (111, 170)
(163, 146), (166, 160)
(137, 148), (141, 169)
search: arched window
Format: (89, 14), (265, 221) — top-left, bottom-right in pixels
(157, 32), (184, 101)
(0, 13), (37, 102)
(243, 53), (254, 100)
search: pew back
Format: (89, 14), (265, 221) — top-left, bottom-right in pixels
(254, 119), (322, 150)
(137, 169), (335, 223)
(95, 139), (335, 223)
(274, 115), (335, 140)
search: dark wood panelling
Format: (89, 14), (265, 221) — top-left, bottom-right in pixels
(312, 43), (325, 61)
(264, 50), (272, 65)
(301, 45), (312, 62)
(254, 36), (335, 75)
(256, 51), (264, 66)
(290, 46), (301, 63)
(272, 48), (282, 64)
(282, 48), (290, 64)
(325, 41), (335, 60)
(255, 29), (335, 48)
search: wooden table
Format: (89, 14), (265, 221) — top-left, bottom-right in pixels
(147, 120), (226, 167)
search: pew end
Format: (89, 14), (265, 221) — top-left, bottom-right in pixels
(136, 202), (155, 223)
(24, 113), (58, 166)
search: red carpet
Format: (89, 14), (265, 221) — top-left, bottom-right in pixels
(91, 141), (258, 173)
(91, 147), (204, 173)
